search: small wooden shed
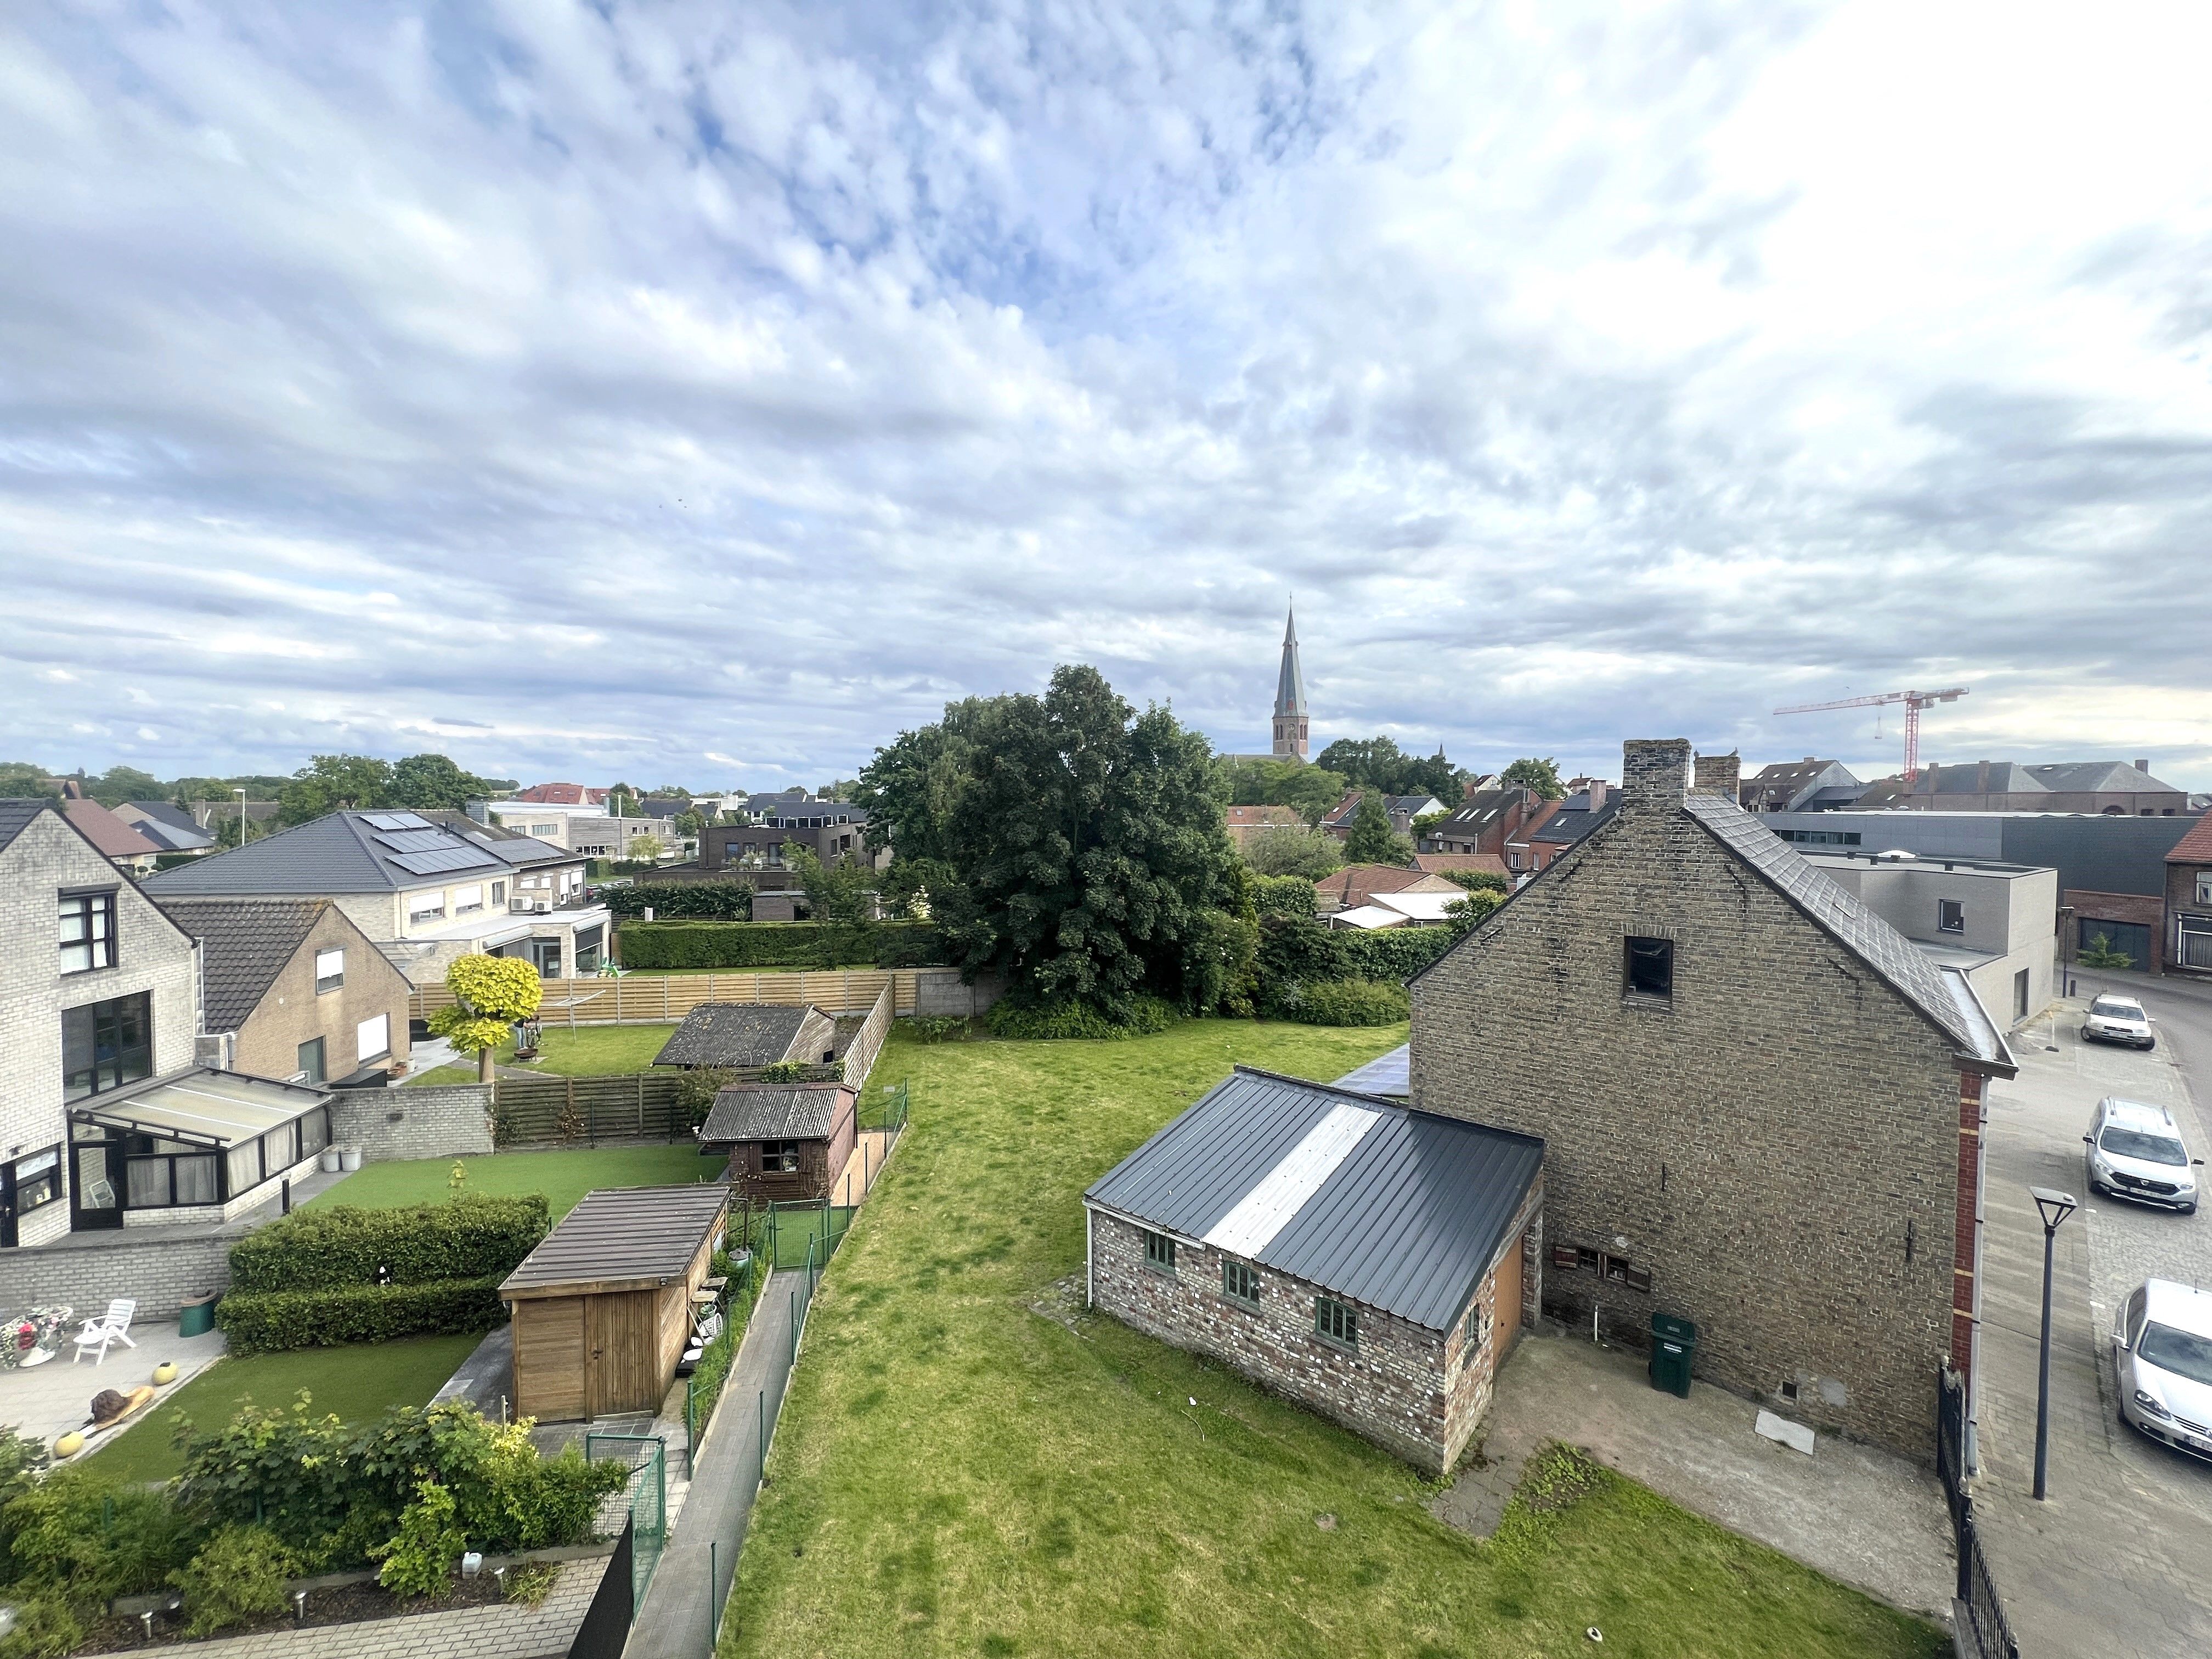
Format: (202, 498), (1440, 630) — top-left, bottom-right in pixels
(500, 1183), (732, 1422)
(699, 1082), (857, 1202)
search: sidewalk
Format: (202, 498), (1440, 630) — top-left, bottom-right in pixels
(623, 1268), (804, 1659)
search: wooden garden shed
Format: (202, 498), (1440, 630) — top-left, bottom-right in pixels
(699, 1081), (857, 1202)
(500, 1183), (731, 1422)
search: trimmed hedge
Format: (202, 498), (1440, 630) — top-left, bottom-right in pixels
(1282, 979), (1410, 1026)
(985, 995), (1178, 1041)
(1338, 926), (1458, 984)
(1250, 873), (1319, 919)
(616, 919), (942, 970)
(227, 1195), (549, 1294)
(605, 880), (754, 920)
(215, 1277), (509, 1356)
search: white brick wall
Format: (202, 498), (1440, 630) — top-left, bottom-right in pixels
(331, 1084), (494, 1161)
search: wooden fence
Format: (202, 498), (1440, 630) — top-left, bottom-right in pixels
(840, 984), (894, 1088)
(493, 1072), (694, 1146)
(411, 968), (922, 1026)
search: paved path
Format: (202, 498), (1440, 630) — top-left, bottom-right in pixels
(1435, 1323), (1953, 1616)
(1970, 988), (2212, 1655)
(624, 1268), (804, 1659)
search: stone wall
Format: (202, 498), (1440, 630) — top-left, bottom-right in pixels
(1092, 1211), (1478, 1473)
(0, 1227), (237, 1322)
(1412, 737), (1976, 1462)
(912, 969), (1003, 1017)
(330, 1084), (495, 1163)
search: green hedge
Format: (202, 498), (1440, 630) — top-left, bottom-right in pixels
(215, 1277), (509, 1356)
(227, 1195), (549, 1294)
(1338, 926), (1458, 983)
(985, 995), (1178, 1041)
(616, 919), (942, 970)
(1282, 979), (1410, 1026)
(605, 880), (753, 920)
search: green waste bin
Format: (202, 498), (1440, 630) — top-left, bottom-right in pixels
(1649, 1311), (1695, 1398)
(178, 1294), (219, 1339)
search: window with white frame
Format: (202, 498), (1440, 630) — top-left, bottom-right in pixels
(356, 1013), (390, 1060)
(407, 890), (445, 922)
(314, 948), (344, 993)
(452, 884), (484, 916)
(492, 881), (506, 905)
(2198, 872), (2212, 906)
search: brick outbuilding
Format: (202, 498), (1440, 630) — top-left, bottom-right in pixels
(1085, 1067), (1543, 1474)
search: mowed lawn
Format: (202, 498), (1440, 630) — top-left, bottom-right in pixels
(86, 1333), (482, 1485)
(404, 1023), (682, 1086)
(310, 1144), (716, 1220)
(726, 1022), (1944, 1659)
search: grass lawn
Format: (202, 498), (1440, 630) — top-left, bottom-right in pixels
(403, 1023), (681, 1086)
(86, 1333), (482, 1485)
(726, 1021), (1943, 1659)
(310, 1144), (717, 1220)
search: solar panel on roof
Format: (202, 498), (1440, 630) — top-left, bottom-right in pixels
(388, 846), (492, 875)
(360, 811), (431, 831)
(373, 828), (455, 854)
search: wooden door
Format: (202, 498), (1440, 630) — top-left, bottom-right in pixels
(1493, 1231), (1524, 1351)
(585, 1291), (658, 1416)
(513, 1299), (586, 1421)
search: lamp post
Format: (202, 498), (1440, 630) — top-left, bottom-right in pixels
(2030, 1185), (2078, 1500)
(233, 786), (248, 847)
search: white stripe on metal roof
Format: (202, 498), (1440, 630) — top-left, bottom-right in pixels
(1204, 1102), (1381, 1260)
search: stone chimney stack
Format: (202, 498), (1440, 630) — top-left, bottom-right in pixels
(1691, 751), (1741, 798)
(2134, 758), (2150, 775)
(1622, 740), (1691, 810)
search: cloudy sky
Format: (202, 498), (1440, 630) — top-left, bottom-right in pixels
(6, 1), (2211, 792)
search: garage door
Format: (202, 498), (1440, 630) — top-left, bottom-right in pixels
(2079, 917), (2152, 972)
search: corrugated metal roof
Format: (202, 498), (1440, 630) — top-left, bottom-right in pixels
(701, 1083), (853, 1142)
(1334, 1045), (1409, 1097)
(500, 1184), (730, 1294)
(1085, 1068), (1542, 1331)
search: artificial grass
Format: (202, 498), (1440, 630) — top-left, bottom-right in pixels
(309, 1144), (717, 1221)
(725, 1020), (1944, 1659)
(84, 1332), (482, 1485)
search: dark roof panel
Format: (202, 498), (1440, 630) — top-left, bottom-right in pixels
(0, 799), (48, 854)
(155, 897), (327, 1033)
(653, 1003), (821, 1067)
(500, 1184), (731, 1293)
(701, 1083), (855, 1142)
(1333, 1045), (1409, 1098)
(143, 812), (509, 895)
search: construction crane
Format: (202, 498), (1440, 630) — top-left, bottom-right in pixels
(1773, 687), (1968, 783)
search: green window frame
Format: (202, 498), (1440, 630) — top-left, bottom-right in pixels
(1222, 1260), (1260, 1307)
(1463, 1300), (1490, 1352)
(1142, 1229), (1176, 1273)
(1315, 1296), (1358, 1350)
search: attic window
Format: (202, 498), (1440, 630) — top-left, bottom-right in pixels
(1624, 936), (1673, 999)
(314, 949), (344, 994)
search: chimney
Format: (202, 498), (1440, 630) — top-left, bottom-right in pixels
(2134, 758), (2150, 775)
(1622, 740), (1691, 810)
(1691, 750), (1740, 798)
(1975, 760), (1989, 794)
(1584, 780), (1610, 811)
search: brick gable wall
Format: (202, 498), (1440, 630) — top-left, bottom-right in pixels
(1410, 742), (1971, 1460)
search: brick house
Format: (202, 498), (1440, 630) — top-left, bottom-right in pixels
(700, 1082), (858, 1201)
(153, 898), (416, 1086)
(1086, 1066), (1543, 1474)
(693, 806), (885, 921)
(2165, 815), (2212, 978)
(1224, 805), (1305, 849)
(1421, 787), (1556, 859)
(0, 800), (335, 1246)
(1511, 783), (1616, 876)
(1408, 741), (2017, 1463)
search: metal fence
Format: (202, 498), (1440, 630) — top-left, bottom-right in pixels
(1939, 1368), (2021, 1659)
(585, 1433), (667, 1615)
(566, 1515), (634, 1659)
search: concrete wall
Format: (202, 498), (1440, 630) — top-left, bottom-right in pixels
(912, 970), (1004, 1017)
(1411, 738), (1977, 1462)
(330, 1084), (495, 1162)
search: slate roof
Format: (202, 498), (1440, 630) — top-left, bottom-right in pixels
(120, 802), (216, 851)
(0, 799), (48, 855)
(1530, 799), (1620, 845)
(500, 1184), (730, 1295)
(701, 1083), (855, 1143)
(1085, 1067), (1542, 1331)
(653, 1004), (820, 1068)
(1435, 789), (1523, 833)
(142, 811), (511, 895)
(155, 897), (329, 1033)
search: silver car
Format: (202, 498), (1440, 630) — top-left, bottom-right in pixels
(2083, 992), (2155, 1049)
(2115, 1279), (2212, 1460)
(2084, 1097), (2202, 1214)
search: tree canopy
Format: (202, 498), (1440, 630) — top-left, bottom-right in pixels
(1242, 825), (1345, 880)
(1218, 756), (1346, 826)
(1311, 736), (1463, 801)
(1499, 756), (1567, 799)
(1342, 793), (1413, 864)
(856, 664), (1249, 1020)
(275, 752), (499, 825)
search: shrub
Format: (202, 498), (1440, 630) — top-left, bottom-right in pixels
(2079, 932), (2134, 969)
(1280, 979), (1409, 1026)
(985, 995), (1177, 1041)
(1244, 825), (1344, 879)
(374, 1480), (465, 1600)
(215, 1277), (508, 1355)
(173, 1394), (358, 1564)
(229, 1194), (549, 1294)
(674, 1066), (734, 1131)
(1250, 874), (1319, 919)
(755, 1059), (809, 1082)
(171, 1526), (297, 1637)
(614, 920), (942, 971)
(1337, 926), (1458, 984)
(0, 1594), (82, 1658)
(2, 1466), (194, 1606)
(604, 879), (754, 920)
(910, 1016), (967, 1044)
(1440, 868), (1509, 894)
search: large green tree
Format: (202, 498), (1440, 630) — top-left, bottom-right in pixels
(388, 753), (498, 811)
(1342, 792), (1413, 864)
(1499, 756), (1566, 799)
(85, 765), (167, 806)
(857, 665), (1249, 1020)
(1242, 825), (1345, 880)
(1312, 736), (1462, 801)
(277, 755), (394, 824)
(0, 761), (56, 800)
(1218, 755), (1347, 826)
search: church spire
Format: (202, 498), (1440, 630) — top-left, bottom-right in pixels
(1271, 603), (1309, 759)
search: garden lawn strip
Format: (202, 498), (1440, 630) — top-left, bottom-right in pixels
(309, 1144), (718, 1219)
(503, 1022), (681, 1075)
(724, 1021), (1944, 1659)
(85, 1333), (484, 1485)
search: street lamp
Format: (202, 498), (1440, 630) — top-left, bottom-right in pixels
(233, 786), (248, 848)
(2030, 1184), (2078, 1501)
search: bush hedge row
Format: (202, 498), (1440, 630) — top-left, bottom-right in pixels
(227, 1195), (549, 1294)
(215, 1277), (509, 1356)
(616, 919), (943, 970)
(603, 879), (753, 919)
(985, 995), (1179, 1041)
(1280, 979), (1410, 1026)
(1337, 925), (1458, 983)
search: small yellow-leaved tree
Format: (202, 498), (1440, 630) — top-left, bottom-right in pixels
(427, 953), (544, 1082)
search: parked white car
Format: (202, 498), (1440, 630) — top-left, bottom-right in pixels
(2083, 992), (2155, 1050)
(2115, 1279), (2212, 1460)
(2084, 1097), (2202, 1214)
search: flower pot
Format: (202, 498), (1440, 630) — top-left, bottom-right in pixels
(153, 1361), (178, 1385)
(338, 1147), (363, 1172)
(320, 1148), (342, 1173)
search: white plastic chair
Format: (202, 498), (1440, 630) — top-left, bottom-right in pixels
(72, 1299), (137, 1365)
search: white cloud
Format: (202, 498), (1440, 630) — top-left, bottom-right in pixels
(1, 1), (2208, 788)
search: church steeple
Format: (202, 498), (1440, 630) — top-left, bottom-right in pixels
(1271, 605), (1309, 760)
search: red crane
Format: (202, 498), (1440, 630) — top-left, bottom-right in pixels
(1773, 687), (1968, 783)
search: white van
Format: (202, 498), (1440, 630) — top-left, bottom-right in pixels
(2083, 1097), (2202, 1214)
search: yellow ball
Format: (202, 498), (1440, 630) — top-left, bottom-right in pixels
(153, 1361), (178, 1385)
(53, 1432), (83, 1458)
